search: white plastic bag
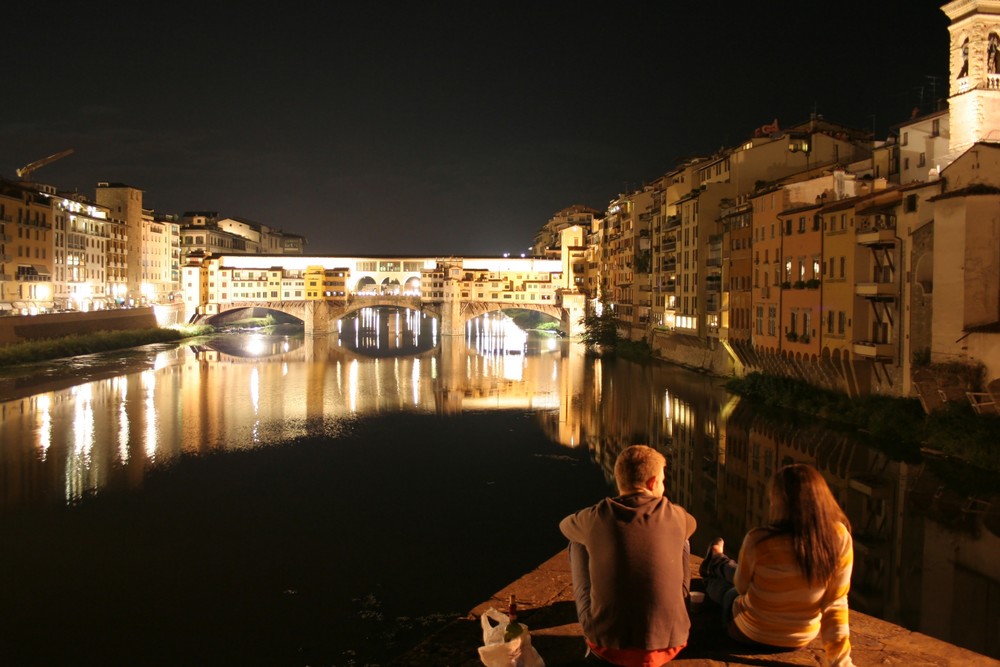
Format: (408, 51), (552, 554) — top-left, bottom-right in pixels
(477, 607), (545, 667)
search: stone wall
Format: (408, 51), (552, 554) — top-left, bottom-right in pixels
(650, 330), (735, 376)
(0, 308), (158, 346)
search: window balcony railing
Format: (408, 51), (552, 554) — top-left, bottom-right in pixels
(856, 282), (897, 298)
(853, 341), (894, 360)
(857, 228), (897, 246)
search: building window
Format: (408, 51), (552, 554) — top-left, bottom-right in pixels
(905, 194), (918, 212)
(918, 153), (926, 167)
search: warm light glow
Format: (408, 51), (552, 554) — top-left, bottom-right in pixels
(349, 359), (359, 412)
(36, 394), (52, 459)
(143, 370), (157, 460)
(245, 335), (267, 357)
(118, 379), (130, 463)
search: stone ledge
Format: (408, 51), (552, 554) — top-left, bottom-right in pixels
(391, 549), (998, 667)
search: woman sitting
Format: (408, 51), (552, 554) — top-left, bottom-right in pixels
(700, 463), (854, 667)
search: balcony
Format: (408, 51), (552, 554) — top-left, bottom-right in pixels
(855, 282), (897, 299)
(664, 215), (681, 230)
(857, 228), (897, 246)
(853, 341), (895, 360)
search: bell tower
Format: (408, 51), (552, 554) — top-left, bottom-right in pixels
(944, 0), (1000, 154)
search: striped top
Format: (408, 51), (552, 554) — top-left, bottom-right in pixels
(732, 521), (854, 667)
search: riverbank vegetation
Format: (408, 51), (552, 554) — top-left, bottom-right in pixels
(577, 301), (654, 362)
(727, 372), (1000, 473)
(0, 324), (215, 368)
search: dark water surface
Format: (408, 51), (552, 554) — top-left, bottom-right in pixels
(1, 309), (998, 665)
(1, 410), (610, 666)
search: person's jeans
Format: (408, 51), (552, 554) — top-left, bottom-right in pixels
(701, 550), (739, 624)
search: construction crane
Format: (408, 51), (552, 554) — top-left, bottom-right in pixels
(16, 148), (75, 181)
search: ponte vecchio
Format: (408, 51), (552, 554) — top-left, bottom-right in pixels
(182, 251), (588, 338)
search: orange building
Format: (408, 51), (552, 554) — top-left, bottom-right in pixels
(778, 202), (823, 358)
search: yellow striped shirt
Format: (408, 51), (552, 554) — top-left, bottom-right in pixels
(732, 522), (854, 667)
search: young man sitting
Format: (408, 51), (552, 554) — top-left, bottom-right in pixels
(559, 445), (696, 666)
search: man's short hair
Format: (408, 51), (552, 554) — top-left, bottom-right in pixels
(614, 445), (666, 492)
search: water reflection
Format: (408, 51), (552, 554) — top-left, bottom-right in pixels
(539, 356), (1000, 660)
(0, 307), (997, 658)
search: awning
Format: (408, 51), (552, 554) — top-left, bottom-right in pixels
(32, 265), (51, 276)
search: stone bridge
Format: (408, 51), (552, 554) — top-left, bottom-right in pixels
(186, 254), (588, 337)
(207, 295), (577, 336)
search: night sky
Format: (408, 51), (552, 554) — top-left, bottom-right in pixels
(3, 1), (949, 256)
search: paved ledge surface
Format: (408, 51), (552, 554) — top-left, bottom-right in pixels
(391, 549), (998, 666)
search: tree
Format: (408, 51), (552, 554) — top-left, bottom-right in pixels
(579, 297), (619, 351)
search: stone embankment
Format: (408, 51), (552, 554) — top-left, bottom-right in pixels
(393, 549), (997, 666)
(0, 307), (159, 345)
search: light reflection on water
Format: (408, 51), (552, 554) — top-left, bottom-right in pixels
(0, 307), (998, 660)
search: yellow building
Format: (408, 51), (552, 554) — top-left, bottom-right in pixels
(0, 180), (54, 314)
(50, 193), (110, 311)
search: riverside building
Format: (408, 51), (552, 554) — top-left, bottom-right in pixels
(538, 0), (1000, 399)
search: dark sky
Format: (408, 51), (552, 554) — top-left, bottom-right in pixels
(3, 1), (950, 256)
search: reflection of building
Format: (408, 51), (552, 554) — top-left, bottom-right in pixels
(716, 400), (1000, 659)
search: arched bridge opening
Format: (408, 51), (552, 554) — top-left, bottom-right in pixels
(459, 302), (563, 329)
(202, 304), (305, 327)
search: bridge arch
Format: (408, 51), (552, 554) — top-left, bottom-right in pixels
(458, 302), (563, 329)
(203, 304), (306, 326)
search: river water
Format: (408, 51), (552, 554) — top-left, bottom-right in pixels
(0, 308), (997, 665)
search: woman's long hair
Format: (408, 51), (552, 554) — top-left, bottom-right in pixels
(766, 464), (851, 584)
